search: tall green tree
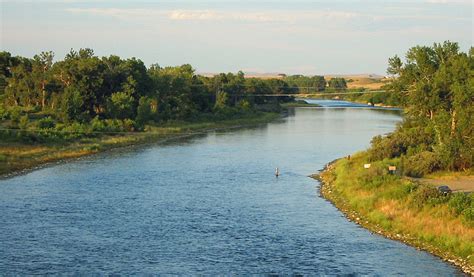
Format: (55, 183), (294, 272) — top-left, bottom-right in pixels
(328, 77), (347, 90)
(385, 41), (473, 170)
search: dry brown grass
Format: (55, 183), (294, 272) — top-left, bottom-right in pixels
(325, 74), (389, 90)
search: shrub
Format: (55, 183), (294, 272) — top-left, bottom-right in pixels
(368, 121), (435, 162)
(91, 116), (106, 132)
(37, 116), (55, 129)
(103, 119), (123, 132)
(18, 115), (29, 130)
(448, 193), (471, 216)
(410, 184), (444, 209)
(9, 106), (22, 123)
(448, 193), (473, 225)
(403, 151), (440, 177)
(60, 122), (90, 139)
(237, 99), (251, 111)
(123, 119), (136, 132)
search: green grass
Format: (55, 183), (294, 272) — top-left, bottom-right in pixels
(317, 152), (474, 273)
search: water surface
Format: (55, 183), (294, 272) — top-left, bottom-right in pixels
(0, 101), (461, 275)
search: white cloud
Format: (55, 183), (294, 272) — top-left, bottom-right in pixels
(65, 8), (362, 23)
(65, 6), (469, 25)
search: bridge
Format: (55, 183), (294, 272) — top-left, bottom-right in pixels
(242, 90), (387, 97)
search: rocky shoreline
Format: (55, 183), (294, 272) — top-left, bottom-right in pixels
(311, 160), (474, 276)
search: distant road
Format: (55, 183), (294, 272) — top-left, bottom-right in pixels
(409, 176), (474, 193)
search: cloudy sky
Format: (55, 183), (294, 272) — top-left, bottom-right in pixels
(1, 0), (472, 75)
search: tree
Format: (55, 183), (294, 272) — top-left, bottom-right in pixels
(384, 41), (473, 170)
(328, 78), (347, 90)
(284, 75), (326, 92)
(136, 96), (153, 125)
(5, 58), (34, 107)
(32, 51), (54, 110)
(60, 87), (84, 122)
(387, 55), (402, 76)
(214, 90), (228, 110)
(54, 48), (106, 117)
(107, 91), (134, 120)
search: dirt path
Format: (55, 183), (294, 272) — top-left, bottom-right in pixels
(411, 176), (474, 193)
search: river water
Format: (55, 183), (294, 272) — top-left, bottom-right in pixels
(0, 100), (461, 275)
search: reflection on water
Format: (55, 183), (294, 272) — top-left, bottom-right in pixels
(0, 107), (460, 275)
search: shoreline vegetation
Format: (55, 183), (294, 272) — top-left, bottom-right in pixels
(310, 42), (473, 274)
(0, 112), (280, 178)
(1, 48), (299, 178)
(312, 155), (473, 274)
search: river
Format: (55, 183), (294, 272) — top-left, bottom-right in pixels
(0, 100), (461, 275)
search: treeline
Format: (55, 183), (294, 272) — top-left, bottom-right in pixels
(369, 41), (473, 172)
(0, 49), (302, 141)
(283, 75), (347, 92)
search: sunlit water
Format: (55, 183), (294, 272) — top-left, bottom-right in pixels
(0, 100), (461, 275)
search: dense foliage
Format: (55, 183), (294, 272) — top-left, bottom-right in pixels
(370, 42), (473, 173)
(327, 77), (347, 90)
(0, 49), (298, 141)
(283, 75), (326, 93)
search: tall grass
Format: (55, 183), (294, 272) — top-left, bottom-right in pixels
(321, 152), (474, 269)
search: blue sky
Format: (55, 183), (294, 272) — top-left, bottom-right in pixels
(1, 0), (472, 75)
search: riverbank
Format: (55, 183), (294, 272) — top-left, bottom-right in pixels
(298, 91), (400, 109)
(312, 153), (474, 275)
(0, 112), (280, 178)
(280, 100), (321, 108)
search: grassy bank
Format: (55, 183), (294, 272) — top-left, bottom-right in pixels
(314, 152), (473, 274)
(0, 112), (280, 177)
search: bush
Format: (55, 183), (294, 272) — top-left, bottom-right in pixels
(368, 121), (435, 162)
(9, 106), (22, 123)
(104, 119), (124, 132)
(123, 119), (136, 132)
(91, 116), (106, 132)
(448, 193), (471, 216)
(410, 184), (444, 209)
(60, 122), (90, 139)
(37, 116), (55, 129)
(403, 151), (440, 177)
(237, 99), (251, 111)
